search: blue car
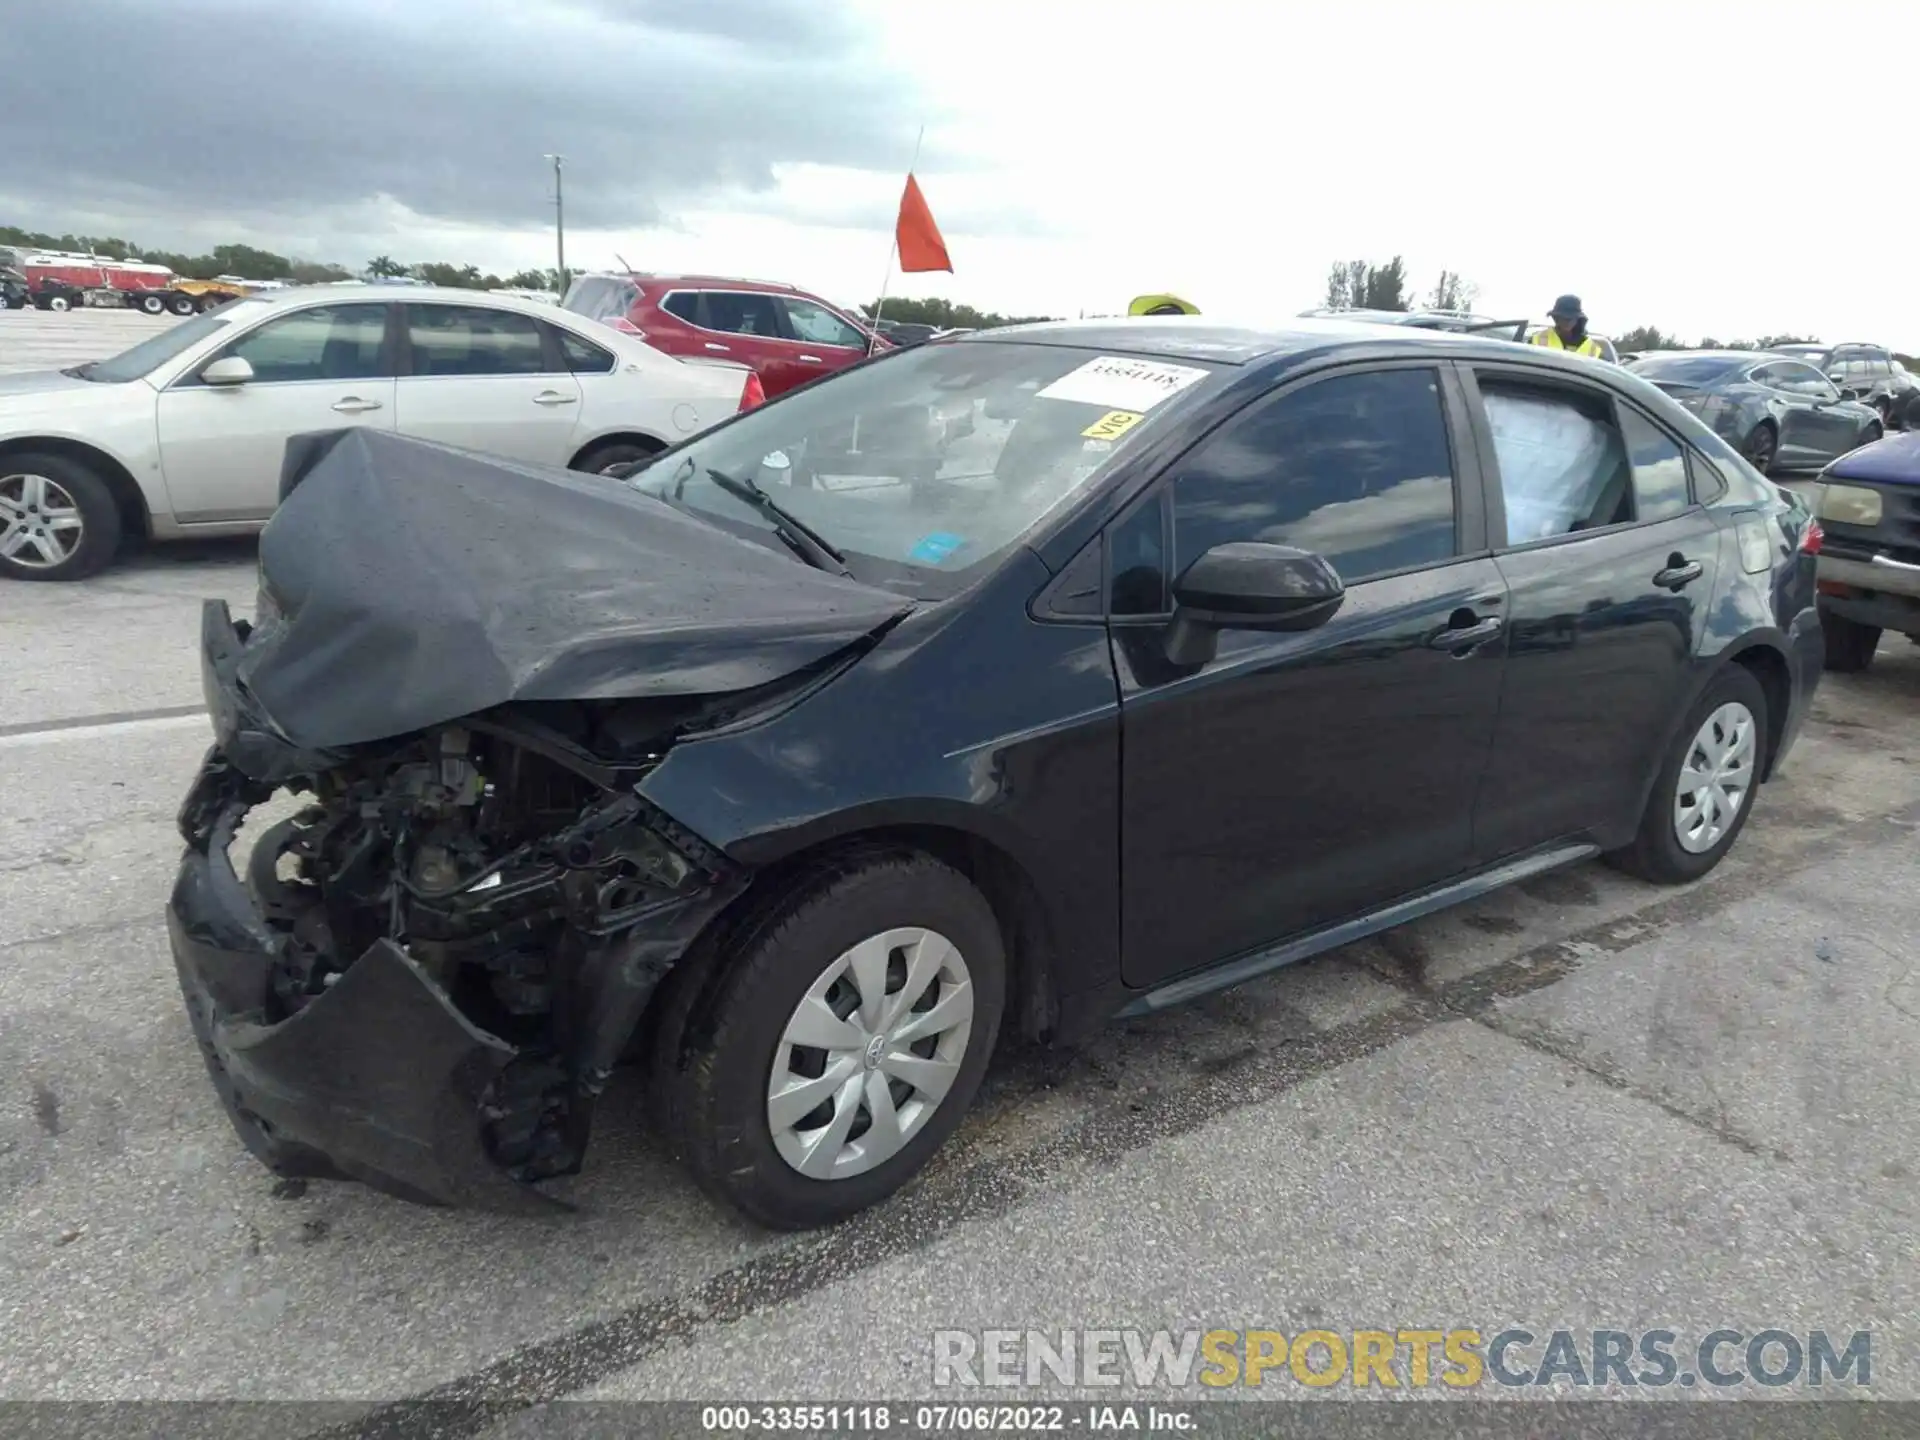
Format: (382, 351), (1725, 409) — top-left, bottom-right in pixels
(1808, 429), (1920, 670)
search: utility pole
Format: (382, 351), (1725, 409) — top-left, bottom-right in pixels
(543, 153), (567, 295)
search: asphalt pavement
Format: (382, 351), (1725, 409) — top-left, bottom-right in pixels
(1, 313), (1916, 1430)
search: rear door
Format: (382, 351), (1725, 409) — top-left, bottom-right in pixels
(1115, 362), (1508, 989)
(154, 301), (396, 522)
(1461, 364), (1725, 859)
(393, 302), (583, 466)
(684, 290), (793, 392)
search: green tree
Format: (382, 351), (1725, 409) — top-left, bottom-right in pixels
(865, 296), (1057, 330)
(1427, 269), (1477, 313)
(366, 254), (407, 278)
(1321, 257), (1410, 311)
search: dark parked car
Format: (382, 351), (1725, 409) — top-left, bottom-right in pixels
(1, 266), (29, 310)
(168, 319), (1823, 1228)
(1769, 342), (1919, 429)
(873, 319), (941, 348)
(1627, 351), (1883, 473)
(1805, 429), (1920, 671)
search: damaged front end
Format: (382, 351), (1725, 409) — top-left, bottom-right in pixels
(169, 601), (750, 1211)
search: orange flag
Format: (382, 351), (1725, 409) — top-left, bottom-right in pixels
(895, 173), (952, 274)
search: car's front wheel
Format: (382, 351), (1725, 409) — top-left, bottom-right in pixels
(1606, 666), (1768, 885)
(1822, 614), (1881, 673)
(0, 454), (124, 581)
(653, 851), (1005, 1229)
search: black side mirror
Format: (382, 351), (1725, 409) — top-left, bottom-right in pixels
(1165, 542), (1345, 665)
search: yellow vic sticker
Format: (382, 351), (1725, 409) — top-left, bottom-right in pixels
(1082, 410), (1144, 441)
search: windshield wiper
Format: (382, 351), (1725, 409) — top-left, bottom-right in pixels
(697, 465), (851, 577)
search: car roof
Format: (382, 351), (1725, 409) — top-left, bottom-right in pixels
(626, 273), (802, 294)
(251, 283), (584, 322)
(959, 315), (1611, 367)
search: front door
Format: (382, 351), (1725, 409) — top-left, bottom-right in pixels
(774, 296), (872, 389)
(1463, 367), (1726, 858)
(1769, 360), (1861, 467)
(393, 303), (584, 467)
(1116, 364), (1508, 990)
(154, 302), (396, 523)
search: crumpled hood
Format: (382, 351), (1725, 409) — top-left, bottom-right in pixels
(1828, 430), (1920, 488)
(238, 428), (913, 750)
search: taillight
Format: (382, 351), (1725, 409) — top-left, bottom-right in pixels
(1800, 519), (1823, 554)
(739, 371), (765, 410)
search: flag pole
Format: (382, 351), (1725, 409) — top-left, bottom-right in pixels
(867, 124), (926, 357)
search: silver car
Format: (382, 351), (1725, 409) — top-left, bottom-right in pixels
(1625, 351), (1883, 475)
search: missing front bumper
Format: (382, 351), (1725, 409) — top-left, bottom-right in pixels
(166, 766), (561, 1213)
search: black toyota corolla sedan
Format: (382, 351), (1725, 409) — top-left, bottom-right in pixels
(168, 317), (1823, 1228)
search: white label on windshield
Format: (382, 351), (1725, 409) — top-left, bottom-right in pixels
(1035, 356), (1208, 412)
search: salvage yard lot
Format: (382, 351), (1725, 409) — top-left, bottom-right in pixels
(2, 315), (1918, 1423)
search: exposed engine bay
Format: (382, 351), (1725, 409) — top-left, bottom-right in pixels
(180, 695), (760, 1205)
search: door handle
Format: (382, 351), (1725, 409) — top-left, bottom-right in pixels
(330, 397), (382, 414)
(799, 354), (824, 363)
(704, 342), (730, 352)
(1428, 616), (1503, 653)
(1871, 553), (1920, 575)
(532, 390), (577, 406)
(1654, 558), (1704, 590)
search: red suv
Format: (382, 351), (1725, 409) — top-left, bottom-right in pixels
(561, 273), (888, 398)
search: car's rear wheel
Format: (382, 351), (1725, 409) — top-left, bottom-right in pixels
(1742, 422), (1777, 474)
(571, 437), (664, 477)
(1822, 614), (1881, 673)
(1606, 666), (1767, 885)
(652, 851), (1005, 1229)
(44, 294), (71, 313)
(0, 454), (123, 581)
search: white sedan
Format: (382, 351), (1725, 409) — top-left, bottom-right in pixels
(0, 284), (759, 580)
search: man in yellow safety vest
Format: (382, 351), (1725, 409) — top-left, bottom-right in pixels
(1531, 295), (1605, 358)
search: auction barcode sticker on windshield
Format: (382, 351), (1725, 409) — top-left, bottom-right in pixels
(1036, 356), (1209, 412)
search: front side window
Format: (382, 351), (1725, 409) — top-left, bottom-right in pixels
(222, 303), (389, 383)
(1169, 368), (1459, 584)
(1773, 363), (1836, 399)
(660, 291), (701, 324)
(406, 305), (552, 377)
(1480, 381), (1631, 543)
(702, 291), (783, 337)
(627, 342), (1220, 598)
(1620, 409), (1691, 522)
(783, 298), (865, 349)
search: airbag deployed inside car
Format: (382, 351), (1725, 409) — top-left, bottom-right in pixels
(242, 429), (913, 750)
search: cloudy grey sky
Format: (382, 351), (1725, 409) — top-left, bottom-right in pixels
(4, 0), (1916, 345)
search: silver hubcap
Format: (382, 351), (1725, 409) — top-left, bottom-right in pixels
(0, 473), (85, 568)
(767, 926), (973, 1180)
(1673, 701), (1757, 854)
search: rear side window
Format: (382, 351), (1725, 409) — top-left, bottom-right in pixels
(1620, 409), (1691, 522)
(1170, 367), (1458, 584)
(406, 305), (553, 377)
(1480, 381), (1631, 543)
(701, 291), (783, 337)
(553, 325), (616, 374)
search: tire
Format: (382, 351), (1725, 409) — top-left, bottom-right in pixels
(1605, 665), (1768, 885)
(45, 294), (70, 313)
(138, 293), (166, 315)
(168, 293), (195, 316)
(652, 850), (1006, 1229)
(0, 452), (124, 582)
(1741, 421), (1777, 474)
(1822, 613), (1880, 673)
(571, 437), (664, 476)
